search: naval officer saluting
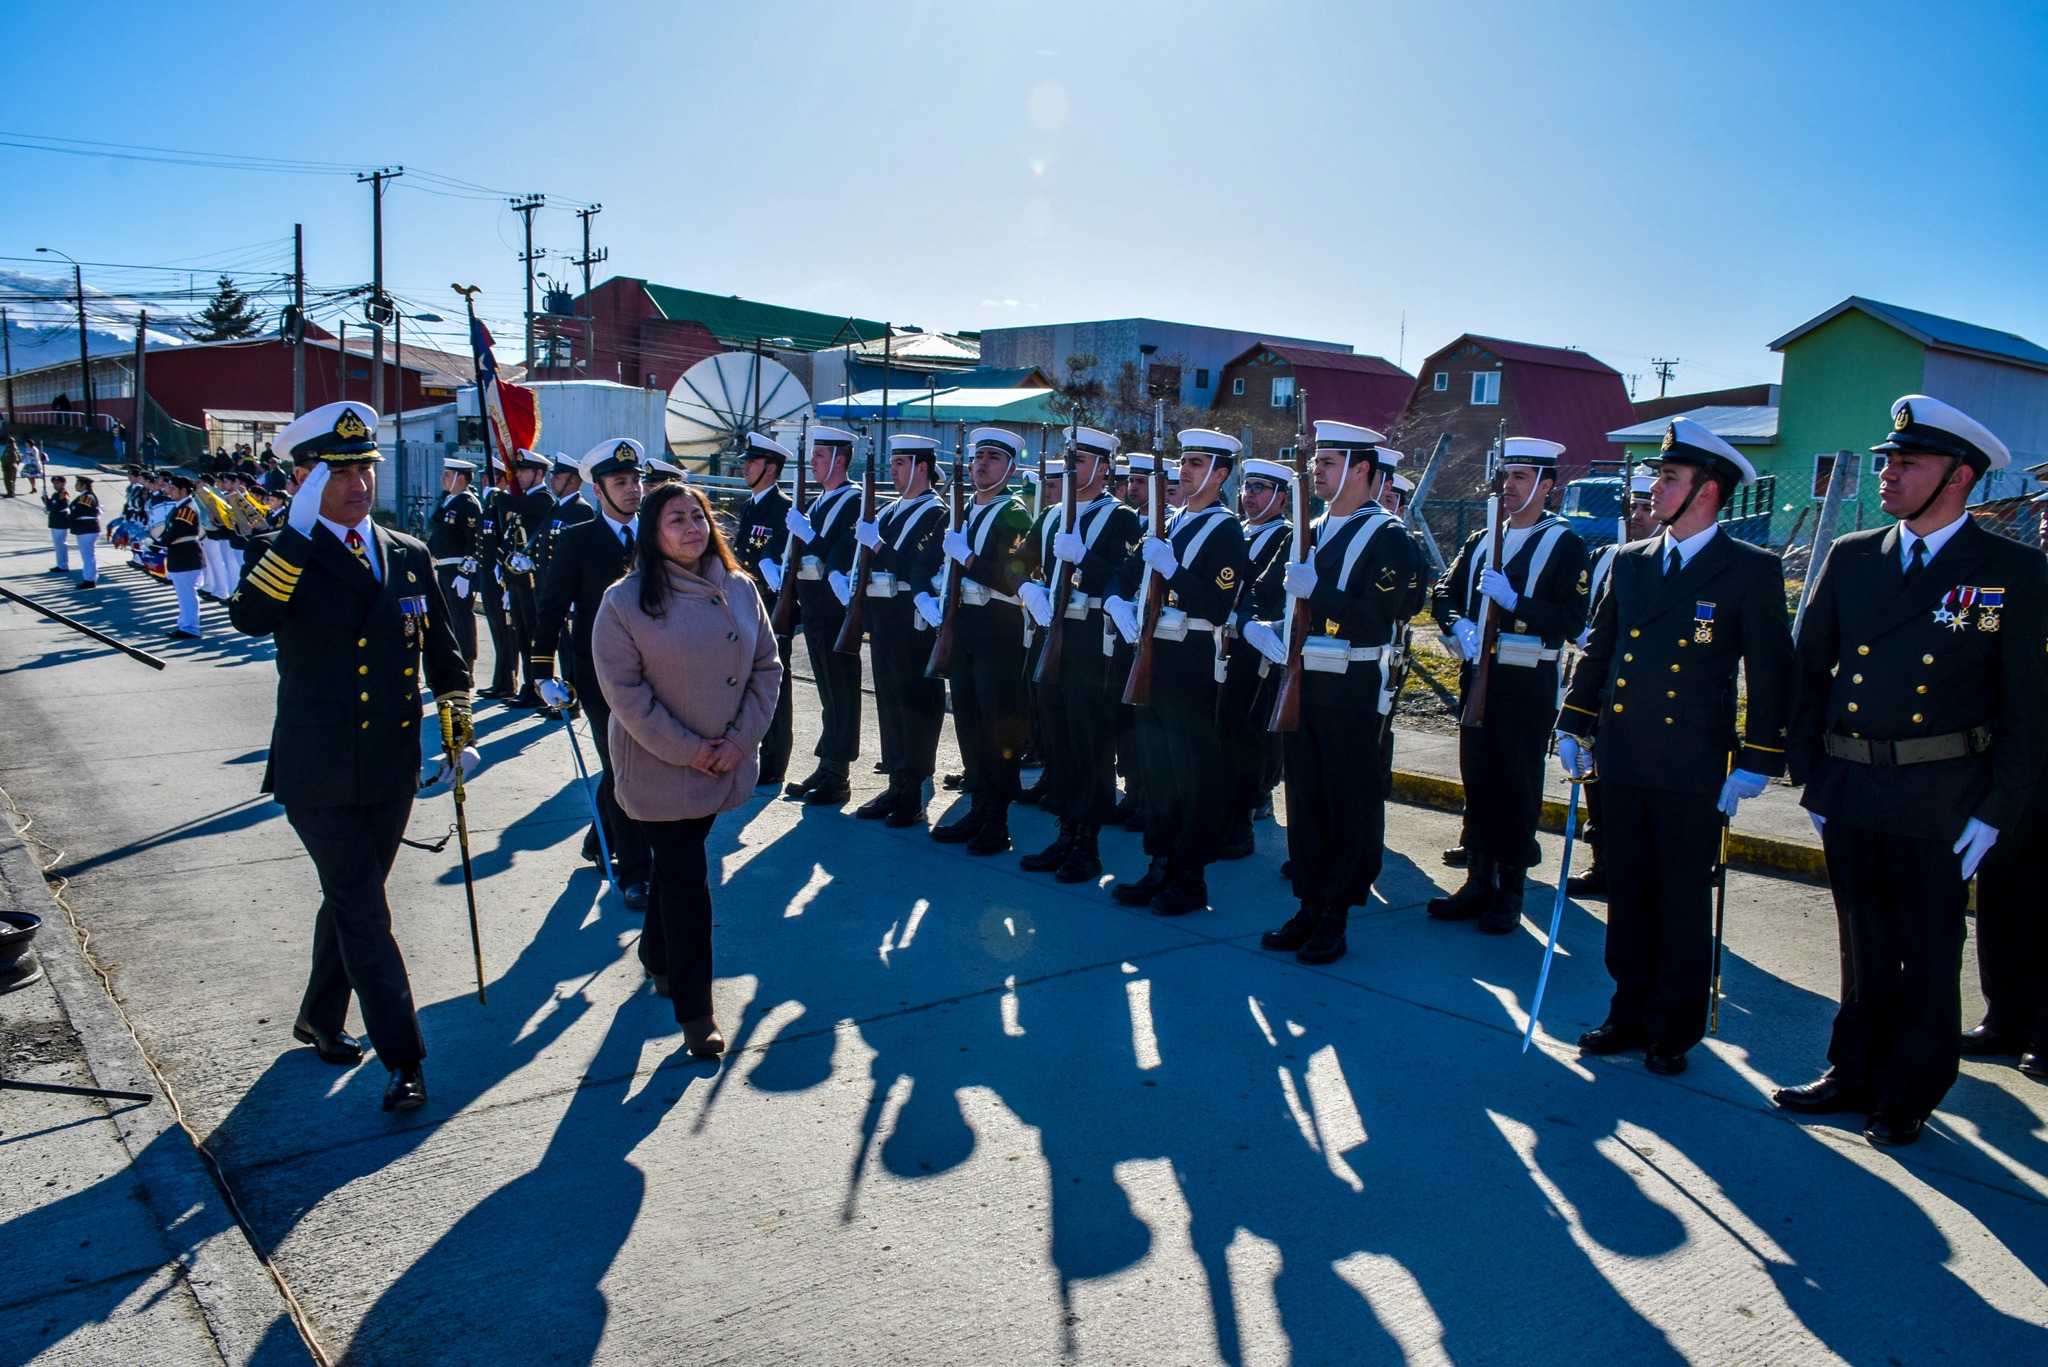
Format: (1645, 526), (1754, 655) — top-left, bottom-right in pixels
(230, 401), (475, 1113)
(1777, 395), (2048, 1146)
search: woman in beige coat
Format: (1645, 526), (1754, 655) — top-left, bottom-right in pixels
(592, 482), (782, 1057)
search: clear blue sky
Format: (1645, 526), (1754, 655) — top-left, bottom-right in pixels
(3, 0), (2043, 396)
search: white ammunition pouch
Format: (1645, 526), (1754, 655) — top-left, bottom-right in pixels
(1064, 593), (1101, 621)
(864, 572), (900, 598)
(1494, 632), (1560, 668)
(797, 555), (823, 581)
(1301, 638), (1388, 674)
(960, 581), (1020, 608)
(1150, 609), (1217, 643)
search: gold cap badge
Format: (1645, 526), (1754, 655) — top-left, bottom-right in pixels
(334, 408), (370, 441)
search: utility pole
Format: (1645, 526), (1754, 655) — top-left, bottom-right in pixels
(572, 203), (606, 381)
(291, 223), (306, 417)
(2, 306), (15, 425)
(358, 167), (403, 416)
(1651, 357), (1679, 399)
(132, 310), (148, 463)
(337, 319), (348, 402)
(510, 193), (547, 367)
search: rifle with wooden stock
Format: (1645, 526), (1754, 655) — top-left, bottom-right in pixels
(1033, 417), (1081, 683)
(1122, 400), (1169, 707)
(770, 418), (809, 637)
(924, 423), (969, 679)
(832, 435), (880, 655)
(1459, 420), (1509, 729)
(1267, 390), (1312, 732)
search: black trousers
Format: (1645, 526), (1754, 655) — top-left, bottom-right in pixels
(1456, 662), (1557, 868)
(758, 632), (795, 784)
(1047, 611), (1119, 825)
(1149, 639), (1227, 876)
(287, 799), (425, 1067)
(1581, 778), (1608, 868)
(1218, 648), (1275, 823)
(870, 601), (944, 784)
(507, 575), (540, 690)
(1821, 821), (1968, 1116)
(579, 679), (652, 885)
(480, 578), (519, 691)
(1972, 790), (2048, 1049)
(1284, 687), (1388, 909)
(950, 606), (1028, 809)
(1600, 782), (1723, 1054)
(801, 604), (862, 764)
(636, 814), (718, 1023)
(434, 565), (477, 665)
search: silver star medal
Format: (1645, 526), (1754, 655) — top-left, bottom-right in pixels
(1933, 605), (1957, 627)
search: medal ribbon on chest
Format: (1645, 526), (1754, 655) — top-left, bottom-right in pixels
(1693, 601), (1715, 644)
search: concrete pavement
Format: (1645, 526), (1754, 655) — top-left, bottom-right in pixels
(0, 458), (2044, 1365)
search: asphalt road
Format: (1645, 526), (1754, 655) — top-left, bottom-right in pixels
(1, 470), (2044, 1366)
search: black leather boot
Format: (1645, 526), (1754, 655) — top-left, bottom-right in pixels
(1113, 857), (1171, 905)
(1149, 869), (1210, 916)
(1297, 906), (1349, 965)
(931, 804), (987, 843)
(804, 758), (852, 805)
(1261, 901), (1322, 951)
(886, 785), (928, 829)
(854, 785), (899, 819)
(1478, 865), (1526, 934)
(1427, 856), (1494, 920)
(1019, 821), (1076, 872)
(966, 804), (1012, 856)
(1054, 824), (1102, 884)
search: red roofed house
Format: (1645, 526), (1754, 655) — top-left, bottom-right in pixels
(1388, 334), (1636, 497)
(1207, 343), (1412, 460)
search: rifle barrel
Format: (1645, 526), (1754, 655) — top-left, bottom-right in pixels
(0, 583), (167, 670)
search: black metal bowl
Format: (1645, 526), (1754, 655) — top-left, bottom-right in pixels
(0, 909), (41, 975)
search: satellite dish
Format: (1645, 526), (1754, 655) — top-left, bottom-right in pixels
(665, 351), (811, 458)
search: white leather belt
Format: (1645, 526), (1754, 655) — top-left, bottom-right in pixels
(960, 581), (1020, 608)
(1302, 639), (1388, 673)
(865, 572), (900, 598)
(433, 557), (465, 568)
(797, 555), (823, 581)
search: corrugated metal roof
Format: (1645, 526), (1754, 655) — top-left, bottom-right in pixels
(1769, 297), (2048, 371)
(1608, 405), (1780, 445)
(1466, 335), (1622, 375)
(641, 283), (887, 353)
(851, 331), (980, 364)
(1255, 343), (1411, 379)
(819, 386), (1063, 424)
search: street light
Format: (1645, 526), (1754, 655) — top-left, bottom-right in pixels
(35, 247), (95, 430)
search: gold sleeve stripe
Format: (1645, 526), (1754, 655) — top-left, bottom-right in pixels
(250, 574), (293, 602)
(254, 553), (302, 582)
(439, 690), (472, 708)
(1560, 702), (1598, 717)
(1743, 742), (1786, 753)
(248, 565), (296, 595)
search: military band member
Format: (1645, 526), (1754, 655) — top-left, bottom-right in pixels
(1018, 429), (1142, 881)
(784, 426), (864, 805)
(1248, 426), (1421, 962)
(496, 449), (556, 708)
(429, 458), (483, 665)
(1555, 419), (1792, 1075)
(161, 475), (205, 639)
(849, 434), (950, 827)
(1217, 455), (1294, 857)
(924, 427), (1037, 854)
(1567, 466), (1660, 898)
(228, 401), (474, 1113)
(1428, 438), (1590, 933)
(736, 433), (795, 786)
(1776, 395), (2048, 1146)
(467, 455), (528, 699)
(1105, 430), (1250, 914)
(533, 439), (653, 907)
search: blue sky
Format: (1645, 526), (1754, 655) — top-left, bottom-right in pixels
(3, 0), (2043, 396)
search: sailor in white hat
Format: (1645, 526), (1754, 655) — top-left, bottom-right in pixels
(732, 430), (796, 784)
(1216, 453), (1296, 853)
(1101, 426), (1248, 916)
(227, 398), (472, 1114)
(1772, 395), (2048, 1142)
(1428, 433), (1590, 936)
(782, 425), (866, 804)
(1247, 422), (1420, 965)
(923, 427), (1037, 854)
(430, 456), (484, 664)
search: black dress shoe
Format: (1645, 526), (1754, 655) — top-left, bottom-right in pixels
(1261, 902), (1323, 952)
(784, 768), (822, 800)
(1020, 823), (1076, 873)
(1428, 857), (1494, 922)
(941, 772), (965, 791)
(1296, 907), (1350, 965)
(2019, 1051), (2047, 1080)
(1565, 865), (1608, 897)
(1441, 845), (1468, 868)
(476, 685), (511, 700)
(1577, 1022), (1647, 1056)
(1149, 876), (1209, 917)
(966, 815), (1011, 856)
(1053, 826), (1103, 884)
(622, 881), (650, 911)
(885, 790), (927, 829)
(1864, 1107), (1924, 1148)
(504, 689), (542, 710)
(292, 1017), (363, 1066)
(383, 1063), (428, 1112)
(1645, 1049), (1689, 1076)
(804, 777), (851, 806)
(1960, 1024), (2024, 1056)
(854, 789), (899, 820)
(1770, 1073), (1875, 1115)
(1112, 857), (1171, 906)
(931, 806), (987, 843)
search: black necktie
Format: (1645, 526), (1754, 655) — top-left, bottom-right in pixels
(620, 524), (635, 561)
(1904, 538), (1924, 586)
(1665, 546), (1681, 578)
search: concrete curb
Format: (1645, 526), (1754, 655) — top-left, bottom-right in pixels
(1387, 769), (1828, 882)
(0, 816), (314, 1365)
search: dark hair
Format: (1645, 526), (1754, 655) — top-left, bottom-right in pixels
(634, 482), (742, 618)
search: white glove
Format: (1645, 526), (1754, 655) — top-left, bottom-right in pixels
(1140, 536), (1178, 577)
(1105, 595), (1140, 645)
(785, 508), (814, 543)
(1054, 531), (1087, 564)
(853, 519), (882, 550)
(493, 563), (503, 586)
(1452, 618), (1481, 660)
(943, 528), (973, 565)
(1243, 620), (1286, 665)
(1019, 580), (1054, 627)
(913, 591), (944, 629)
(286, 461), (328, 535)
(1283, 558), (1318, 599)
(1810, 811), (1827, 840)
(1716, 768), (1769, 818)
(1479, 568), (1519, 612)
(536, 677), (572, 709)
(828, 570), (852, 606)
(1954, 817), (1999, 880)
(450, 575), (471, 600)
(760, 559), (784, 593)
(1556, 733), (1592, 780)
(508, 553), (534, 574)
(422, 745), (481, 790)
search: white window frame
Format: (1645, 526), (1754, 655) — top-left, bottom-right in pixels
(1433, 372), (1449, 392)
(1813, 451), (1861, 500)
(1271, 376), (1296, 408)
(1470, 371), (1500, 405)
(1231, 377), (1244, 396)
